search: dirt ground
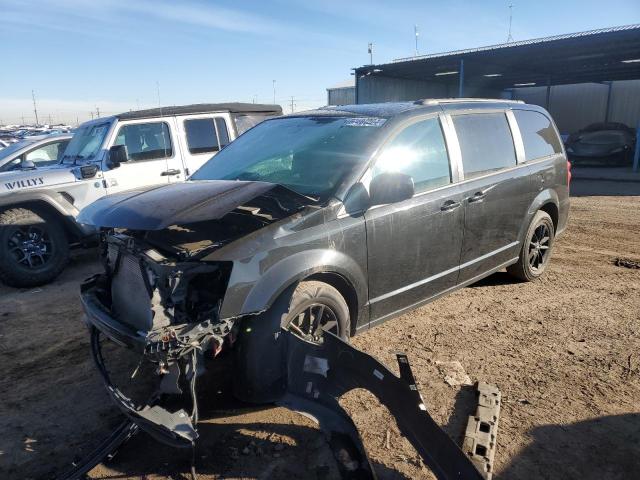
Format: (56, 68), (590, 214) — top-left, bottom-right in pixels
(1, 192), (639, 480)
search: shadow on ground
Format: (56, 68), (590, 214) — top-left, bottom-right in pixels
(499, 413), (640, 479)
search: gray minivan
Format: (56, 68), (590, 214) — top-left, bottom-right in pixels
(79, 98), (569, 443)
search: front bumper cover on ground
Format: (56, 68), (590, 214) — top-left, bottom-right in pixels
(77, 278), (497, 480)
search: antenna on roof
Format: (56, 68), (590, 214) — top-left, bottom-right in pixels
(507, 4), (514, 42)
(32, 90), (39, 126)
(157, 81), (169, 157)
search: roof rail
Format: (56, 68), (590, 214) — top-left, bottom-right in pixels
(414, 98), (525, 105)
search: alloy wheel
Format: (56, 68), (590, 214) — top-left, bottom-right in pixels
(7, 225), (53, 269)
(528, 223), (550, 272)
(288, 302), (339, 343)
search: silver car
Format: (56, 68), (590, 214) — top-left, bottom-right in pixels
(0, 133), (72, 172)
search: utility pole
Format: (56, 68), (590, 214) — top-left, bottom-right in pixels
(32, 90), (39, 125)
(368, 43), (373, 65)
(414, 25), (419, 56)
(90, 112), (94, 120)
(507, 4), (514, 42)
(289, 96), (296, 113)
(21, 115), (25, 125)
(96, 106), (100, 118)
(272, 80), (276, 104)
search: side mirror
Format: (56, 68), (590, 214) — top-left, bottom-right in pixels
(80, 164), (99, 179)
(21, 159), (37, 170)
(369, 172), (414, 206)
(107, 145), (129, 169)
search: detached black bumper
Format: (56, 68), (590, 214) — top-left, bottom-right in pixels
(80, 275), (146, 351)
(81, 275), (198, 449)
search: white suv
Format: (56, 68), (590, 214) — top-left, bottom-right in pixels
(0, 103), (282, 286)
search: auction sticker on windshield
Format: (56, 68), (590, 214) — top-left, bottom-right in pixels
(343, 117), (387, 127)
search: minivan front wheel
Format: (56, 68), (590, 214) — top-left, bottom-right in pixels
(507, 210), (555, 282)
(233, 281), (350, 404)
(284, 281), (350, 343)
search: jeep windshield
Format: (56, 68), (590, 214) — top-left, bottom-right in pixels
(62, 122), (111, 163)
(191, 116), (385, 199)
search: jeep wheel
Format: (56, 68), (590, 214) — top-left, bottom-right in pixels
(507, 210), (554, 282)
(0, 208), (69, 287)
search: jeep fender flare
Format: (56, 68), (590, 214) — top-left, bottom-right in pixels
(0, 192), (96, 241)
(222, 248), (367, 322)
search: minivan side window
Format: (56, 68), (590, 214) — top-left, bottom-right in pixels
(514, 110), (562, 161)
(452, 113), (516, 179)
(373, 117), (451, 194)
(114, 122), (172, 161)
(184, 118), (230, 154)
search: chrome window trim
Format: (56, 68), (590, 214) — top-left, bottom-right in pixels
(506, 110), (526, 164)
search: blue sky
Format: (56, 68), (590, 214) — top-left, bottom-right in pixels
(1, 0), (639, 124)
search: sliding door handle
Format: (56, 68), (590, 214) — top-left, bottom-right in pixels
(468, 191), (486, 203)
(441, 200), (461, 211)
(161, 169), (181, 176)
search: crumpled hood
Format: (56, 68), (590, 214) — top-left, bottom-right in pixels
(77, 180), (279, 230)
(0, 165), (78, 195)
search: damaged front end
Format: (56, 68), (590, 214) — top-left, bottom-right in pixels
(82, 231), (239, 448)
(80, 180), (313, 447)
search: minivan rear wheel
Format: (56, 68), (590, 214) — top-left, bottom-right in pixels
(507, 210), (555, 282)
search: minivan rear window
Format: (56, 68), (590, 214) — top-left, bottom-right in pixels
(514, 110), (562, 161)
(452, 113), (516, 179)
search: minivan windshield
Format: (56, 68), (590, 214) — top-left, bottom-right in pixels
(62, 122), (111, 163)
(191, 116), (384, 199)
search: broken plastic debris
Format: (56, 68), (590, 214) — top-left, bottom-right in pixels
(435, 360), (473, 386)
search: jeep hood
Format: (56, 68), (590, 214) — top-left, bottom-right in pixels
(0, 166), (78, 195)
(77, 180), (305, 230)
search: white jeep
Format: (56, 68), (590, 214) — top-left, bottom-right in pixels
(0, 103), (281, 287)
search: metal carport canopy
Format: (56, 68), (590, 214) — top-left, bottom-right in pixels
(355, 24), (640, 91)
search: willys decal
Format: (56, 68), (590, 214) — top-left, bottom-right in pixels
(4, 178), (45, 190)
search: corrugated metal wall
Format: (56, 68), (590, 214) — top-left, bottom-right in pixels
(355, 76), (640, 134)
(511, 80), (640, 134)
(327, 87), (356, 105)
(357, 76), (508, 104)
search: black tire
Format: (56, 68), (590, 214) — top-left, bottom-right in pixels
(0, 208), (69, 287)
(283, 281), (350, 343)
(507, 210), (554, 282)
(233, 280), (350, 403)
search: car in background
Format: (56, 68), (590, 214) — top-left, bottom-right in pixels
(565, 122), (636, 165)
(0, 134), (72, 172)
(0, 103), (281, 287)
